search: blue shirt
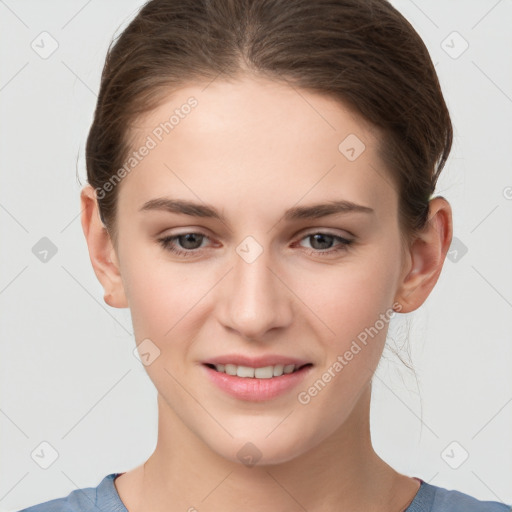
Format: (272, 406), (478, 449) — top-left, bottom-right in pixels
(16, 473), (512, 512)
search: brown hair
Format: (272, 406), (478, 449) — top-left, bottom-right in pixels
(83, 0), (452, 256)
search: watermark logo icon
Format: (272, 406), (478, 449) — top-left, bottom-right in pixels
(446, 236), (468, 263)
(441, 441), (469, 469)
(236, 236), (264, 264)
(237, 442), (262, 467)
(31, 441), (59, 469)
(32, 237), (58, 263)
(338, 134), (366, 161)
(31, 32), (59, 59)
(441, 31), (469, 59)
(133, 338), (161, 366)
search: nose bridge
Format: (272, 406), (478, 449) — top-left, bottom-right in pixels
(220, 236), (291, 340)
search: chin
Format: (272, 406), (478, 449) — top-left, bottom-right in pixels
(207, 431), (316, 468)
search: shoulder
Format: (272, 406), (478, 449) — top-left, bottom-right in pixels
(410, 480), (511, 512)
(15, 473), (126, 512)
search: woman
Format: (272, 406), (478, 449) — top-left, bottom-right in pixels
(18, 0), (511, 510)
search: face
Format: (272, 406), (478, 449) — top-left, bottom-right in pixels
(107, 75), (407, 465)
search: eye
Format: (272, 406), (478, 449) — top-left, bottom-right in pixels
(158, 232), (210, 258)
(158, 230), (354, 259)
(295, 231), (354, 257)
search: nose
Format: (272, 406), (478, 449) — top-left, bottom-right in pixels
(217, 241), (294, 341)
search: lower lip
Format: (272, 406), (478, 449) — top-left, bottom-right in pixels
(202, 364), (313, 402)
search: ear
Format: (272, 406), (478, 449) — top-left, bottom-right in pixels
(394, 196), (453, 313)
(80, 184), (129, 308)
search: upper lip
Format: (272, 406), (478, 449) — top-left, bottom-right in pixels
(202, 354), (312, 368)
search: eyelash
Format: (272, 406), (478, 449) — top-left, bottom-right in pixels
(157, 231), (354, 258)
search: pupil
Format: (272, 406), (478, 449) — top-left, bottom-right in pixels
(311, 234), (332, 250)
(180, 233), (202, 249)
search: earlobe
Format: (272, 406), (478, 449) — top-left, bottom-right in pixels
(80, 185), (129, 309)
(394, 197), (453, 313)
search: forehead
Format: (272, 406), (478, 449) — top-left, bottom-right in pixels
(119, 76), (397, 223)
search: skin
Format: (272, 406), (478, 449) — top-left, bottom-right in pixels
(80, 75), (452, 512)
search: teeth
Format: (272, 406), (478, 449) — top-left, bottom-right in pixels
(212, 363), (300, 378)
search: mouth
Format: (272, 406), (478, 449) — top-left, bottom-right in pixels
(201, 361), (314, 401)
(203, 362), (313, 379)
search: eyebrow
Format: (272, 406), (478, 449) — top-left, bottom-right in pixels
(139, 197), (374, 221)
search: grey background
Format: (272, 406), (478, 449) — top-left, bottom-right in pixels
(1, 0), (511, 510)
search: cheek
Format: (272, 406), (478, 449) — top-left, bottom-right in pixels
(125, 274), (171, 339)
(293, 253), (400, 405)
(297, 258), (397, 342)
(120, 261), (175, 343)
(119, 237), (205, 333)
(295, 265), (395, 419)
